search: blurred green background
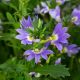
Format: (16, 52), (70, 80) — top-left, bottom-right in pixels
(0, 0), (80, 80)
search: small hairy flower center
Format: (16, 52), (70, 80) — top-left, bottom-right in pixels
(33, 49), (40, 54)
(27, 36), (34, 41)
(49, 34), (58, 41)
(72, 16), (78, 22)
(57, 0), (63, 4)
(56, 16), (61, 22)
(63, 47), (68, 53)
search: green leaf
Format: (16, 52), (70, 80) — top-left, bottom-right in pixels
(9, 3), (18, 11)
(16, 74), (32, 80)
(19, 0), (29, 17)
(0, 72), (6, 80)
(6, 12), (15, 22)
(25, 73), (32, 80)
(6, 12), (20, 28)
(38, 19), (42, 29)
(32, 18), (38, 29)
(35, 65), (70, 78)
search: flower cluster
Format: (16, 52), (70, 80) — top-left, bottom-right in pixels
(15, 0), (80, 64)
(34, 2), (61, 22)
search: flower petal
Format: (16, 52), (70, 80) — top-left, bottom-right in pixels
(24, 50), (33, 55)
(44, 42), (50, 48)
(53, 23), (62, 34)
(20, 16), (32, 29)
(35, 54), (41, 64)
(55, 42), (63, 51)
(15, 35), (26, 40)
(55, 58), (61, 64)
(62, 27), (68, 32)
(41, 53), (48, 60)
(21, 40), (32, 45)
(27, 54), (34, 61)
(43, 50), (53, 55)
(49, 9), (56, 18)
(16, 29), (28, 35)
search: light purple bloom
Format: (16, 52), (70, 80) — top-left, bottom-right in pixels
(34, 5), (41, 14)
(55, 58), (61, 64)
(49, 6), (61, 22)
(34, 2), (49, 14)
(51, 23), (70, 51)
(35, 2), (61, 22)
(24, 49), (53, 64)
(72, 8), (80, 26)
(56, 0), (66, 5)
(16, 16), (34, 45)
(64, 44), (80, 57)
(16, 16), (41, 44)
(40, 2), (49, 14)
(40, 5), (61, 22)
(16, 29), (34, 45)
(20, 16), (32, 29)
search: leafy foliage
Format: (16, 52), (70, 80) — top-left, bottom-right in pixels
(35, 65), (70, 78)
(0, 0), (80, 80)
(0, 58), (32, 80)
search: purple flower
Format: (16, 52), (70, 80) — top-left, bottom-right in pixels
(20, 16), (32, 29)
(40, 2), (49, 14)
(56, 0), (66, 5)
(34, 5), (41, 14)
(40, 3), (61, 22)
(55, 58), (61, 64)
(72, 8), (80, 26)
(34, 2), (49, 14)
(16, 29), (34, 45)
(16, 16), (41, 44)
(64, 44), (80, 57)
(51, 23), (70, 51)
(35, 2), (61, 22)
(49, 6), (61, 22)
(24, 49), (53, 64)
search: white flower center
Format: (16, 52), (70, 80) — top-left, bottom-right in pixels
(63, 47), (68, 53)
(49, 34), (58, 41)
(56, 0), (63, 4)
(33, 49), (40, 54)
(26, 36), (34, 41)
(49, 11), (56, 18)
(72, 16), (78, 22)
(56, 16), (61, 22)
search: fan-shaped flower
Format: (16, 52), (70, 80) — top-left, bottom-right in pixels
(64, 44), (80, 57)
(40, 2), (49, 14)
(49, 6), (61, 22)
(51, 23), (70, 51)
(15, 16), (34, 44)
(16, 29), (34, 45)
(24, 48), (53, 64)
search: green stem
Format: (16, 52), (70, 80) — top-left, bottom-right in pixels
(69, 56), (75, 70)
